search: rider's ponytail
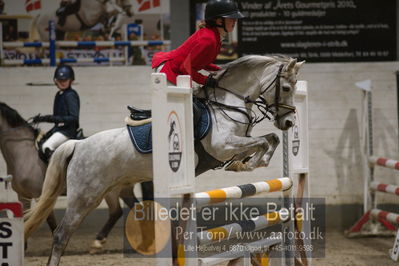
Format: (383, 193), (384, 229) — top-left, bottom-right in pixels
(198, 20), (207, 29)
(197, 19), (217, 29)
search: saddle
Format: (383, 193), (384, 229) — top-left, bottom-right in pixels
(127, 101), (203, 127)
(126, 99), (212, 154)
(127, 106), (151, 121)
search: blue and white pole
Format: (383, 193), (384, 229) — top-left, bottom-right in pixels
(49, 20), (56, 66)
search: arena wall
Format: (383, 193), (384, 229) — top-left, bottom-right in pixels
(1, 62), (398, 228)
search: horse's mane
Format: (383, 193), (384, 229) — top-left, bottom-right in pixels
(218, 55), (293, 89)
(221, 54), (291, 72)
(0, 102), (33, 130)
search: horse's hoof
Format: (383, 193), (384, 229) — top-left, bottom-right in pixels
(89, 239), (106, 254)
(225, 161), (245, 172)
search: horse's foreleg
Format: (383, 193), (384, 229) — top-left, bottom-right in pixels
(224, 149), (256, 171)
(257, 133), (280, 167)
(223, 135), (270, 172)
(224, 133), (280, 172)
(241, 133), (280, 170)
(109, 14), (124, 39)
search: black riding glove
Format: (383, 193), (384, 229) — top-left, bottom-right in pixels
(205, 76), (218, 89)
(33, 115), (55, 123)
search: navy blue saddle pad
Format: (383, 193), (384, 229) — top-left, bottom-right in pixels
(127, 101), (211, 154)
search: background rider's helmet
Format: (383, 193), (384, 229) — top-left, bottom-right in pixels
(54, 64), (75, 80)
(205, 0), (245, 20)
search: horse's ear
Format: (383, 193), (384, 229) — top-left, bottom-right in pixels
(285, 58), (297, 72)
(294, 60), (305, 74)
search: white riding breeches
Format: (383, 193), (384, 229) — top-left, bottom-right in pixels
(42, 132), (69, 152)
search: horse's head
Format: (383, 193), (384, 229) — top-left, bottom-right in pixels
(0, 102), (33, 133)
(215, 55), (305, 131)
(259, 56), (305, 130)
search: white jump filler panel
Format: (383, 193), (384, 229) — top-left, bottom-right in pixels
(152, 73), (196, 266)
(0, 175), (24, 266)
(152, 73), (195, 196)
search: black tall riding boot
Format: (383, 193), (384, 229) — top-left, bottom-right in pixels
(44, 148), (54, 163)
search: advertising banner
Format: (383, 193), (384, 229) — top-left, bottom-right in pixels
(1, 0), (170, 65)
(237, 0), (396, 62)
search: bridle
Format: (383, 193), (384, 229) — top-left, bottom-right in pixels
(204, 63), (296, 134)
(249, 64), (296, 123)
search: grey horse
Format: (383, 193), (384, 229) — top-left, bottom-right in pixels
(0, 102), (135, 252)
(25, 55), (304, 266)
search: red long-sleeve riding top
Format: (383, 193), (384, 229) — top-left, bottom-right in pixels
(152, 26), (221, 85)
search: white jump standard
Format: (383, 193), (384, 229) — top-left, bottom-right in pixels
(347, 81), (399, 262)
(151, 73), (311, 266)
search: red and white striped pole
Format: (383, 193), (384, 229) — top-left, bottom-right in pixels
(370, 181), (399, 196)
(370, 209), (399, 227)
(369, 156), (399, 170)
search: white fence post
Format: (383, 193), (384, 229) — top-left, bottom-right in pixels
(152, 73), (196, 265)
(285, 81), (312, 265)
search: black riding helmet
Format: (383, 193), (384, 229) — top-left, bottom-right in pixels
(205, 0), (244, 20)
(54, 64), (75, 80)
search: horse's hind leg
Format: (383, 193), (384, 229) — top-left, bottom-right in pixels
(22, 196), (57, 232)
(47, 194), (103, 266)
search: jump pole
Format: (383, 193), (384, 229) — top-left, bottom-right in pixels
(49, 20), (56, 66)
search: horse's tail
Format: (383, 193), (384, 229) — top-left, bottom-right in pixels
(24, 140), (78, 239)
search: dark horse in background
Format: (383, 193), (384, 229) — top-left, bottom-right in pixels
(0, 102), (136, 253)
